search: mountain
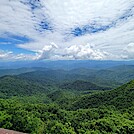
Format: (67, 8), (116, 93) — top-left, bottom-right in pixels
(60, 80), (109, 91)
(18, 70), (90, 85)
(0, 68), (35, 77)
(1, 60), (134, 70)
(71, 80), (134, 110)
(87, 65), (134, 87)
(47, 90), (77, 108)
(18, 70), (68, 85)
(68, 65), (134, 88)
(1, 64), (134, 88)
(0, 67), (55, 77)
(0, 75), (52, 97)
(98, 65), (134, 82)
(0, 71), (134, 133)
(14, 65), (134, 88)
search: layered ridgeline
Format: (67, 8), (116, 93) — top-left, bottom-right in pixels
(1, 65), (134, 88)
(0, 67), (134, 133)
(0, 75), (56, 98)
(60, 80), (108, 91)
(0, 68), (35, 77)
(71, 80), (134, 110)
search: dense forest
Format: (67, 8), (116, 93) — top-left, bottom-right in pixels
(0, 65), (134, 133)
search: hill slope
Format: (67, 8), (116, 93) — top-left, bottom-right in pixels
(0, 76), (52, 97)
(0, 68), (35, 77)
(0, 76), (134, 133)
(60, 80), (108, 91)
(71, 80), (134, 110)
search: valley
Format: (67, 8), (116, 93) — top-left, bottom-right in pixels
(0, 64), (134, 133)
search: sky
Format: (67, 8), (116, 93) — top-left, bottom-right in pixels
(0, 0), (134, 61)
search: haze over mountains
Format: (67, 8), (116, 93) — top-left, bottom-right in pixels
(1, 0), (134, 133)
(0, 60), (134, 133)
(1, 60), (134, 69)
(1, 61), (134, 88)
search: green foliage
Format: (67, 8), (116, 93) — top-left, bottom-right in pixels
(0, 76), (54, 97)
(0, 97), (134, 133)
(60, 80), (107, 91)
(71, 80), (134, 110)
(0, 67), (134, 133)
(0, 111), (12, 129)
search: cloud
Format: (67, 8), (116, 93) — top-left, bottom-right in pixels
(122, 43), (134, 59)
(35, 43), (113, 60)
(124, 43), (134, 53)
(0, 49), (36, 61)
(0, 0), (134, 60)
(0, 50), (13, 59)
(62, 44), (108, 60)
(36, 42), (58, 60)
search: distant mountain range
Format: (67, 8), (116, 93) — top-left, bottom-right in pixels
(1, 60), (134, 70)
(0, 64), (134, 99)
(0, 64), (134, 133)
(1, 64), (134, 109)
(1, 64), (134, 89)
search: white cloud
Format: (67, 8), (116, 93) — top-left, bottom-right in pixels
(0, 50), (13, 59)
(35, 43), (115, 60)
(43, 0), (132, 30)
(122, 43), (134, 59)
(62, 44), (108, 60)
(36, 42), (58, 60)
(124, 43), (134, 53)
(0, 49), (36, 61)
(0, 0), (134, 60)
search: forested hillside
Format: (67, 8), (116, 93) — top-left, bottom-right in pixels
(0, 67), (134, 133)
(1, 0), (134, 133)
(0, 75), (55, 98)
(71, 80), (134, 110)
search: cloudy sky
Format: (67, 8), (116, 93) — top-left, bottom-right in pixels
(0, 0), (134, 61)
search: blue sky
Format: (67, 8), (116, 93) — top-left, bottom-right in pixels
(0, 0), (134, 61)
